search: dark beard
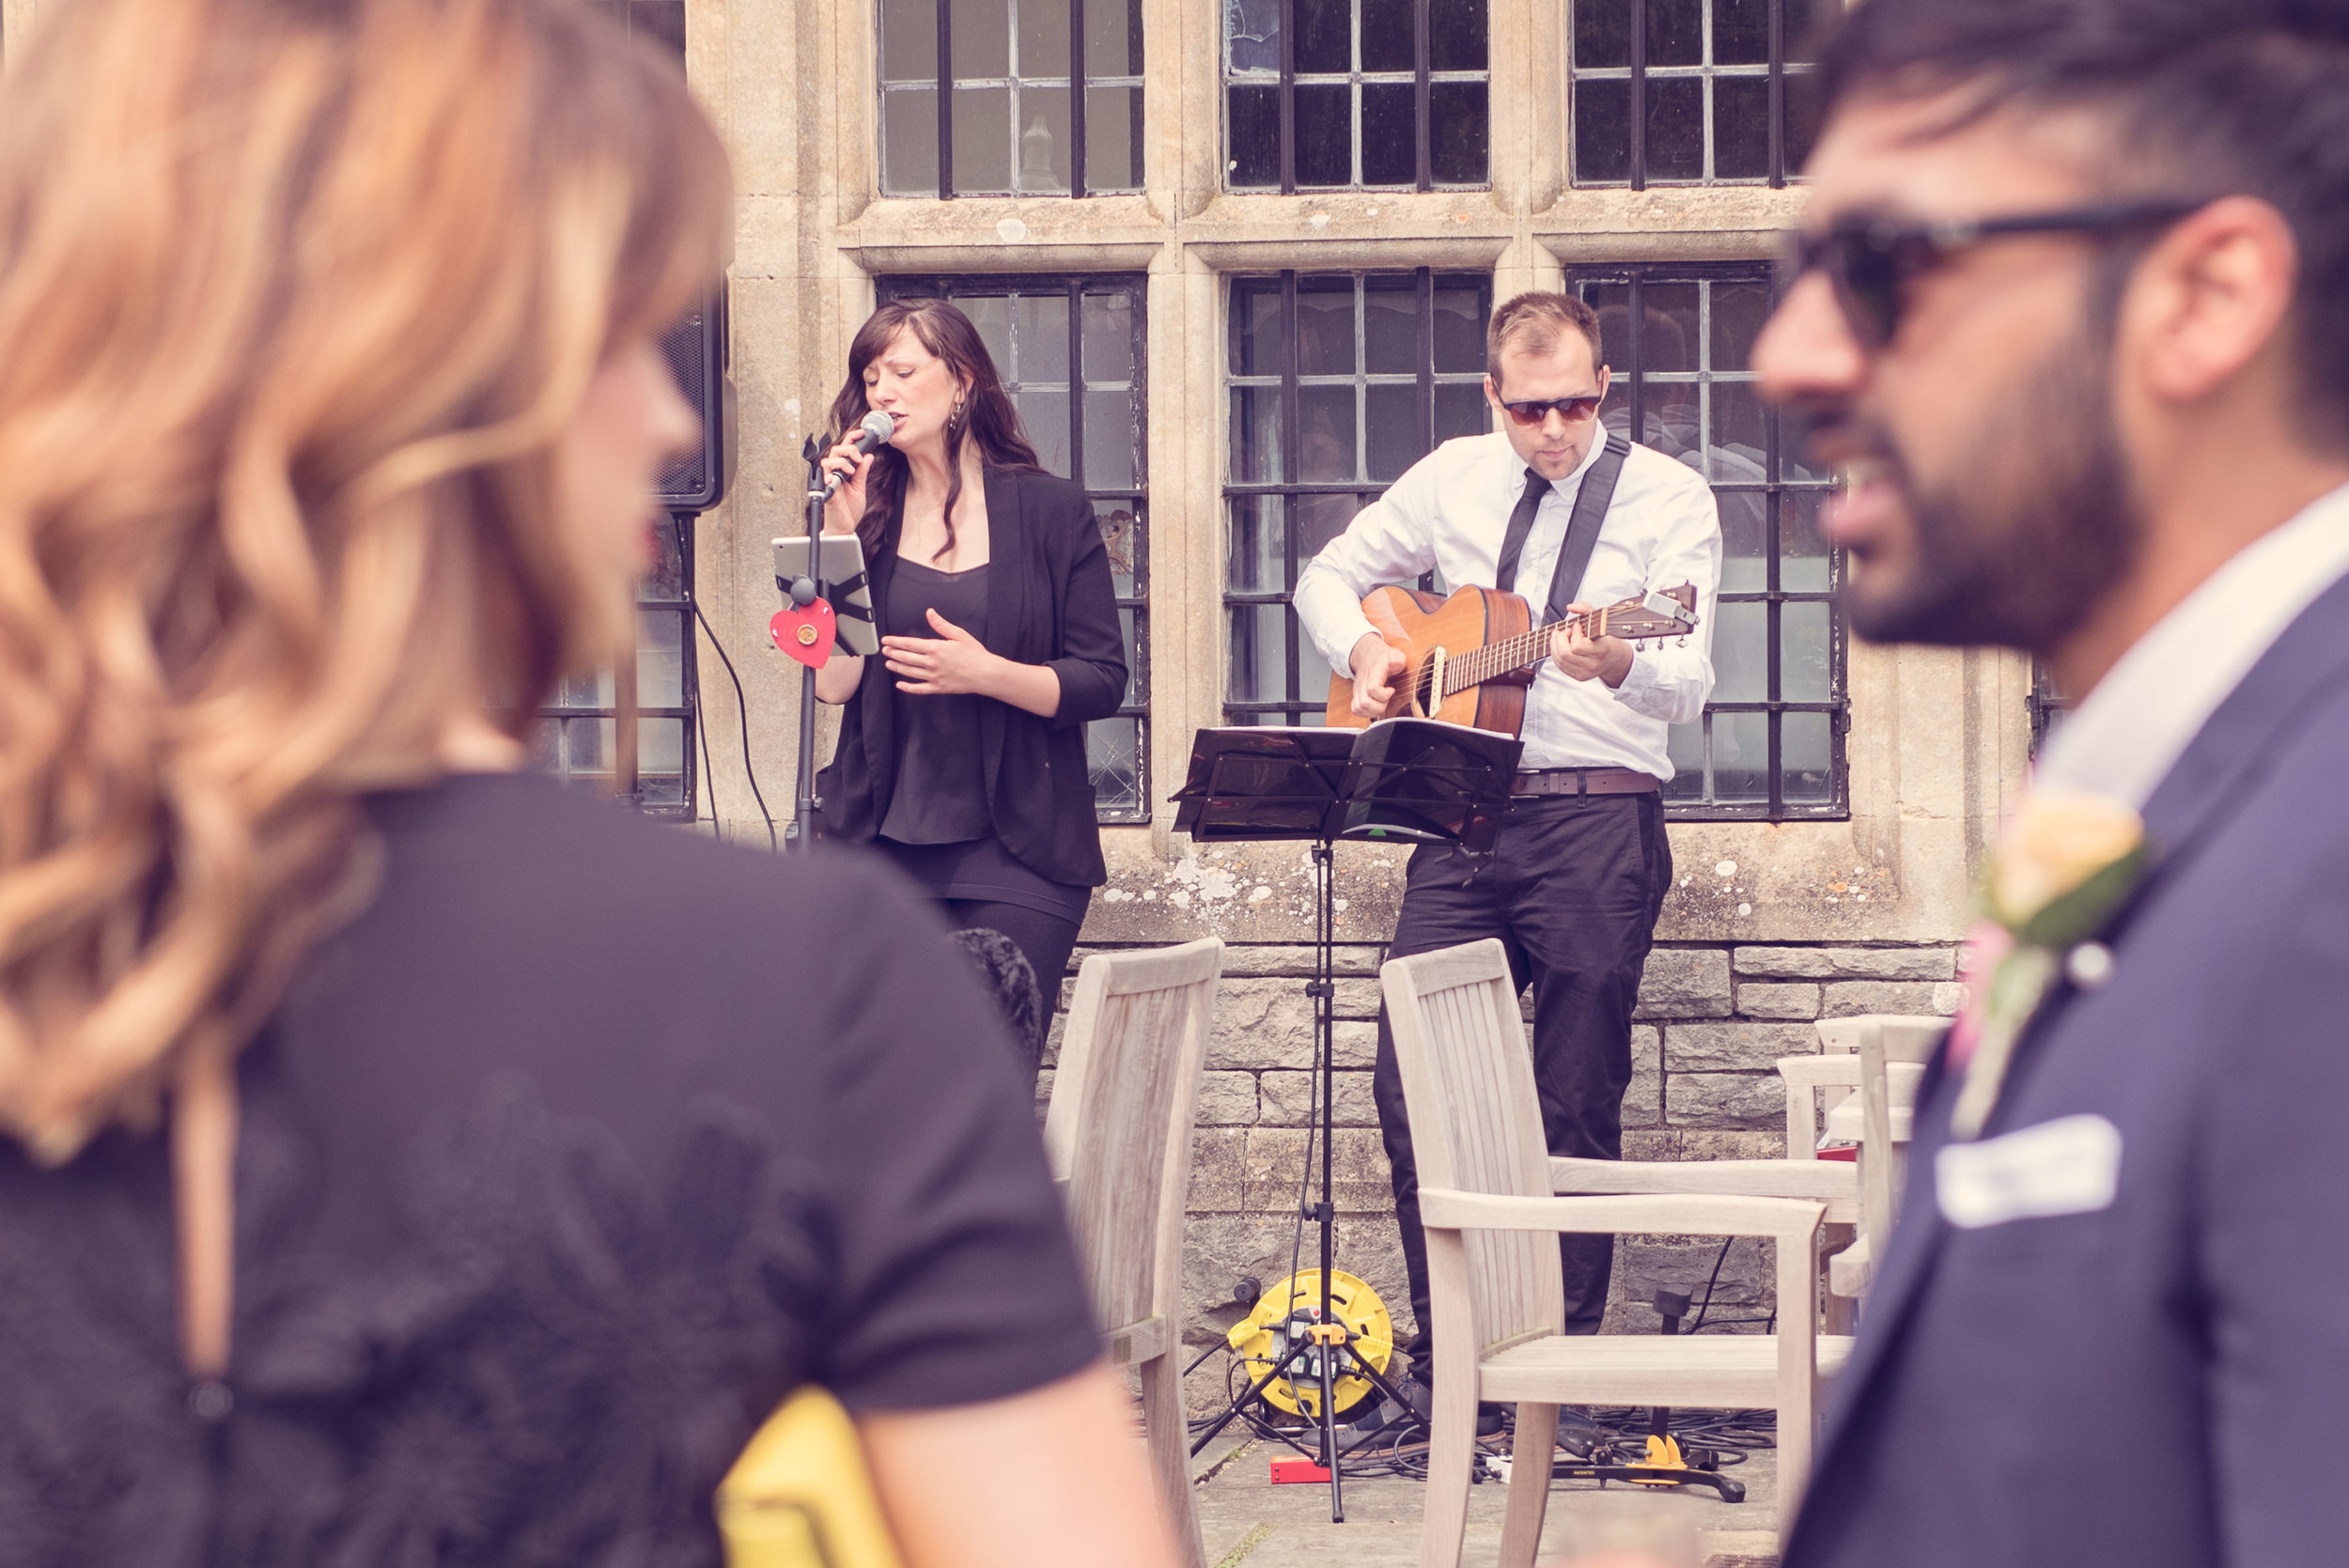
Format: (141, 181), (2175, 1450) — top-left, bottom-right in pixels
(1846, 328), (2144, 654)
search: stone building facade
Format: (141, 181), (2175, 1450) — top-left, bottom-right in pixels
(2, 0), (2033, 1401)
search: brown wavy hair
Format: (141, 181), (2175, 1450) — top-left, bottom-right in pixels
(824, 298), (1044, 564)
(0, 0), (730, 1160)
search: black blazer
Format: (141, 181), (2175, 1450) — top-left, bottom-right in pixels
(1786, 567), (2349, 1568)
(816, 467), (1128, 887)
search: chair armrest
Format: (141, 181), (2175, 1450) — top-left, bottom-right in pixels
(1549, 1157), (1856, 1202)
(1420, 1188), (1826, 1242)
(1775, 1055), (1865, 1088)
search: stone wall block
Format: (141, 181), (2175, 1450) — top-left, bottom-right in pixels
(1621, 1129), (1684, 1162)
(1673, 1129), (1794, 1161)
(1206, 978), (1318, 1069)
(1194, 1070), (1260, 1126)
(1624, 1025), (1662, 1128)
(1241, 1128), (1392, 1212)
(1331, 1020), (1379, 1068)
(1734, 945), (1957, 981)
(1735, 981), (1821, 1019)
(1258, 1068), (1378, 1127)
(1665, 1020), (1818, 1072)
(1186, 1128), (1251, 1212)
(1633, 949), (1734, 1018)
(1613, 1235), (1776, 1334)
(1213, 944), (1386, 978)
(1332, 978), (1382, 1019)
(1611, 1128), (1794, 1163)
(1932, 981), (1967, 1015)
(1666, 1071), (1785, 1128)
(1821, 980), (1948, 1017)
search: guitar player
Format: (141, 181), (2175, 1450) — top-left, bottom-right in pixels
(1294, 291), (1722, 1403)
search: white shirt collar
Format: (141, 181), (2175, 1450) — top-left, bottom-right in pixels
(2037, 481), (2349, 808)
(1501, 424), (1610, 500)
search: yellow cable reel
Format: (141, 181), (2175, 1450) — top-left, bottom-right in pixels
(1223, 1269), (1394, 1421)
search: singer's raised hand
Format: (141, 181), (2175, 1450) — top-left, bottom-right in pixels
(882, 607), (1002, 695)
(819, 434), (875, 534)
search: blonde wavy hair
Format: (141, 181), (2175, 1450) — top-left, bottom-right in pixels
(0, 0), (731, 1162)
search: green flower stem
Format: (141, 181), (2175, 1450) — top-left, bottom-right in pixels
(1951, 945), (2058, 1141)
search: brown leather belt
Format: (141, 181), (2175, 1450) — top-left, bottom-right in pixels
(1511, 767), (1661, 798)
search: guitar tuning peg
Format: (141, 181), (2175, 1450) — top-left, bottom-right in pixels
(1677, 635), (1689, 648)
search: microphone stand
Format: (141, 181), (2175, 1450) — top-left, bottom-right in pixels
(785, 433), (832, 854)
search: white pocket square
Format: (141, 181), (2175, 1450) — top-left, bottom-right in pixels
(1937, 1112), (2123, 1230)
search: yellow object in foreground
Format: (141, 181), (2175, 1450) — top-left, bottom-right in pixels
(718, 1387), (905, 1568)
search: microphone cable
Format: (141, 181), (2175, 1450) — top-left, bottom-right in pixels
(674, 513), (778, 851)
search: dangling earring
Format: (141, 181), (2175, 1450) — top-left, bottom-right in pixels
(949, 396), (966, 433)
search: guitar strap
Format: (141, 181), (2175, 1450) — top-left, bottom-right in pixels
(1494, 432), (1632, 622)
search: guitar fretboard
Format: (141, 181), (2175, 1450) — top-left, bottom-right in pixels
(1416, 606), (1611, 705)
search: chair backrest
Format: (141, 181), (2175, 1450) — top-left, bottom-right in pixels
(1798, 1013), (1946, 1158)
(1815, 1013), (1946, 1063)
(1042, 939), (1222, 1344)
(1380, 939), (1563, 1349)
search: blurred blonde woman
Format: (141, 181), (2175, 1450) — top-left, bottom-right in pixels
(0, 3), (1180, 1565)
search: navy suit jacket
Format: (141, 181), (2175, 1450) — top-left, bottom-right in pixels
(1787, 572), (2349, 1567)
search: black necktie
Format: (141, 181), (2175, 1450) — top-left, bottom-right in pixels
(1493, 468), (1551, 594)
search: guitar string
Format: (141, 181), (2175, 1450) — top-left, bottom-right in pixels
(1409, 605), (1600, 706)
(1400, 594), (1690, 707)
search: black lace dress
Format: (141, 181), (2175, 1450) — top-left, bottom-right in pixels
(0, 773), (1097, 1567)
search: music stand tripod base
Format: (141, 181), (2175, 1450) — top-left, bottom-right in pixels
(1169, 720), (1520, 1522)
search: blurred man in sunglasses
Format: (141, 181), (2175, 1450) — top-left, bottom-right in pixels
(1754, 2), (2349, 1564)
(1293, 293), (1722, 1407)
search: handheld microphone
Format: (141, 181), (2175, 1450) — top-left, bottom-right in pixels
(821, 411), (898, 500)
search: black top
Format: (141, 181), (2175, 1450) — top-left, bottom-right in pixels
(818, 468), (1128, 887)
(0, 773), (1097, 1568)
(879, 558), (991, 845)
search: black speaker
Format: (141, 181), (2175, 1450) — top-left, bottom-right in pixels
(656, 287), (733, 510)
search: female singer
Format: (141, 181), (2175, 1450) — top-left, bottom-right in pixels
(0, 3), (1177, 1563)
(814, 301), (1128, 1009)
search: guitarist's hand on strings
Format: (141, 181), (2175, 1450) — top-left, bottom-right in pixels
(1348, 632), (1407, 720)
(1551, 602), (1636, 689)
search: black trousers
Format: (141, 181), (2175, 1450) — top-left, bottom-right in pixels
(1373, 791), (1672, 1357)
(939, 897), (1085, 1078)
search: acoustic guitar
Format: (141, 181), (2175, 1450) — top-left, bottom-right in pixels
(1325, 582), (1701, 734)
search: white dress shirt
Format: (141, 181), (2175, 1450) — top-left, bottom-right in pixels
(2037, 481), (2349, 810)
(1293, 429), (1723, 777)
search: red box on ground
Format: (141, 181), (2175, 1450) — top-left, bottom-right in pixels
(1268, 1457), (1332, 1484)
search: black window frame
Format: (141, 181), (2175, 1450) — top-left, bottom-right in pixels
(535, 514), (700, 819)
(1567, 0), (1816, 190)
(1221, 268), (1492, 725)
(1222, 0), (1492, 193)
(875, 272), (1152, 825)
(877, 0), (1147, 198)
(1567, 258), (1845, 821)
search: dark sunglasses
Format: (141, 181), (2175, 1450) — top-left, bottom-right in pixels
(1779, 198), (2205, 351)
(1498, 395), (1604, 427)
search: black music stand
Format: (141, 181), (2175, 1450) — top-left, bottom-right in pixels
(1171, 718), (1520, 1524)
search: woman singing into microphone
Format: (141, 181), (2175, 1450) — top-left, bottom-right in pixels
(815, 301), (1127, 1016)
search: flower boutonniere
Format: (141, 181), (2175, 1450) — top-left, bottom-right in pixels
(1949, 790), (2151, 1140)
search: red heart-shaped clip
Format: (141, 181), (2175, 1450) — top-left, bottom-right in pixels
(770, 598), (838, 670)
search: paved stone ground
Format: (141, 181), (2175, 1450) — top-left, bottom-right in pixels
(1190, 1428), (1783, 1568)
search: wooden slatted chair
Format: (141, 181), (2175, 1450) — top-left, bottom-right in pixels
(1794, 1016), (1945, 1304)
(1040, 938), (1222, 1568)
(1383, 939), (1853, 1566)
